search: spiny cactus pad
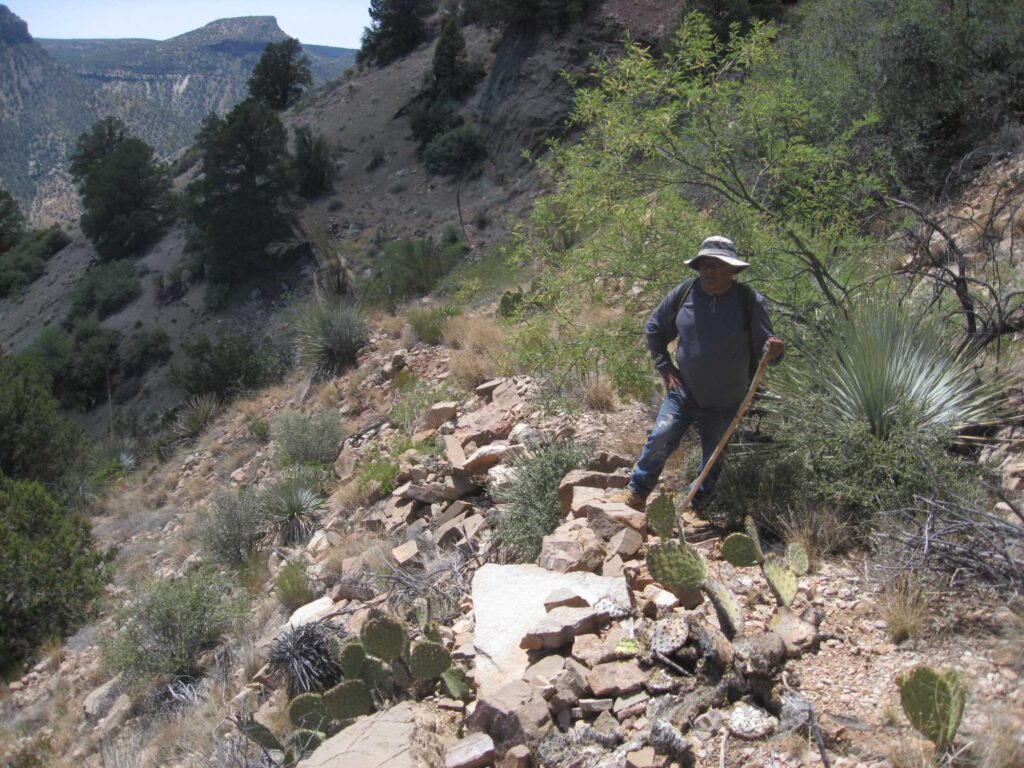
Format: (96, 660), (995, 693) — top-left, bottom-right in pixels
(360, 616), (406, 661)
(647, 615), (689, 656)
(290, 729), (325, 753)
(336, 638), (366, 679)
(647, 541), (708, 595)
(897, 666), (966, 749)
(646, 495), (676, 539)
(703, 578), (745, 639)
(323, 679), (374, 721)
(763, 554), (798, 607)
(236, 716), (284, 752)
(360, 655), (391, 689)
(786, 542), (809, 576)
(744, 516), (764, 559)
(409, 641), (452, 680)
(441, 665), (471, 700)
(288, 692), (327, 729)
(721, 533), (761, 567)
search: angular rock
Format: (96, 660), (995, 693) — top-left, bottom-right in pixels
(464, 443), (514, 473)
(472, 564), (630, 695)
(297, 701), (428, 768)
(445, 732), (495, 768)
(557, 470), (622, 514)
(579, 500), (647, 539)
(444, 435), (468, 470)
(571, 633), (606, 668)
(392, 540), (420, 566)
(550, 657), (589, 711)
(727, 702), (778, 740)
(499, 744), (532, 768)
(456, 401), (516, 446)
(625, 746), (657, 768)
(509, 423), (541, 446)
(614, 691), (650, 722)
(334, 445), (359, 482)
(544, 588), (590, 612)
(395, 482), (448, 505)
(768, 608), (819, 658)
(522, 654), (566, 695)
(466, 680), (551, 755)
(284, 596), (335, 629)
(444, 473), (480, 500)
(487, 465), (518, 494)
(83, 675), (122, 720)
(589, 451), (634, 473)
(520, 606), (612, 651)
(95, 694), (133, 738)
(607, 528), (643, 558)
(567, 486), (606, 517)
(537, 520), (605, 573)
(586, 660), (646, 697)
(436, 512), (469, 546)
(428, 401), (459, 430)
(601, 554), (624, 577)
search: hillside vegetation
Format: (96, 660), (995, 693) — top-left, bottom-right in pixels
(1, 2), (1023, 768)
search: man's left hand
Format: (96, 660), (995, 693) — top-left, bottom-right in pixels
(764, 336), (785, 362)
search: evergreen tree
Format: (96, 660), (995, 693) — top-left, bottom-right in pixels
(248, 37), (313, 111)
(433, 13), (468, 83)
(187, 100), (294, 285)
(70, 118), (172, 260)
(0, 188), (24, 253)
(358, 0), (432, 67)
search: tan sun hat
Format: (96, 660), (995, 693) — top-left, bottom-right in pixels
(684, 235), (750, 271)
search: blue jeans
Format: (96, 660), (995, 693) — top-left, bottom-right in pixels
(629, 388), (738, 503)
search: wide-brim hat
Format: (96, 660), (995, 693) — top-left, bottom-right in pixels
(684, 235), (750, 271)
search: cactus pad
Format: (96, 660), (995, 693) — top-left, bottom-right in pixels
(336, 638), (366, 679)
(786, 542), (809, 576)
(647, 615), (690, 656)
(763, 554), (798, 607)
(703, 578), (745, 639)
(360, 616), (406, 661)
(360, 655), (391, 689)
(646, 495), (676, 539)
(290, 729), (325, 754)
(323, 679), (374, 721)
(744, 516), (764, 559)
(235, 716), (284, 752)
(721, 533), (761, 567)
(409, 640), (452, 680)
(288, 692), (326, 729)
(441, 665), (471, 700)
(647, 541), (708, 595)
(897, 666), (966, 749)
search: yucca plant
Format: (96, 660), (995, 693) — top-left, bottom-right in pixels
(781, 301), (1003, 441)
(294, 301), (370, 377)
(268, 620), (345, 697)
(174, 393), (221, 443)
(260, 469), (325, 546)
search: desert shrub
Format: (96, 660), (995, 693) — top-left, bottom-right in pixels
(409, 96), (463, 148)
(0, 226), (70, 298)
(388, 380), (455, 435)
(173, 393), (221, 443)
(0, 355), (83, 486)
(273, 409), (344, 466)
(172, 328), (289, 400)
(493, 439), (593, 561)
(444, 314), (508, 387)
(437, 244), (517, 306)
(247, 418), (271, 443)
(0, 186), (23, 253)
(463, 0), (593, 29)
(27, 321), (122, 411)
(583, 375), (615, 412)
(423, 125), (485, 178)
(407, 304), (461, 344)
(361, 236), (467, 308)
(67, 260), (141, 322)
(354, 445), (402, 498)
(198, 488), (265, 567)
(276, 559), (316, 611)
(293, 126), (335, 198)
(121, 327), (172, 376)
(104, 568), (245, 681)
(0, 473), (105, 673)
(86, 434), (140, 487)
(267, 620), (344, 697)
(259, 470), (325, 546)
(880, 573), (929, 644)
(294, 301), (370, 377)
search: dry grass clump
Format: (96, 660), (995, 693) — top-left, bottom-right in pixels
(368, 307), (405, 338)
(886, 736), (936, 768)
(583, 375), (616, 412)
(880, 572), (930, 643)
(973, 707), (1024, 768)
(321, 530), (396, 581)
(777, 506), (856, 568)
(444, 314), (507, 387)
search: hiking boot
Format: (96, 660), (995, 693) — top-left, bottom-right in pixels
(610, 488), (648, 512)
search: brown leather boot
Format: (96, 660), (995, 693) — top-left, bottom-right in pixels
(610, 488), (648, 512)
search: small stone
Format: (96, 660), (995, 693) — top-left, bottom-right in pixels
(727, 702), (778, 740)
(392, 540), (419, 566)
(499, 744), (532, 768)
(520, 606), (612, 650)
(626, 746), (658, 768)
(578, 698), (614, 714)
(428, 401), (459, 430)
(586, 660), (646, 697)
(608, 528), (643, 558)
(523, 655), (566, 693)
(445, 732), (495, 768)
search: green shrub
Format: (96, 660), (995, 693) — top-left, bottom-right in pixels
(174, 393), (221, 443)
(199, 488), (265, 567)
(259, 470), (325, 546)
(172, 329), (289, 400)
(407, 304), (461, 344)
(67, 260), (141, 322)
(294, 301), (370, 377)
(463, 0), (593, 29)
(0, 473), (105, 673)
(27, 321), (122, 411)
(122, 327), (172, 376)
(249, 37), (313, 111)
(293, 126), (335, 198)
(276, 559), (316, 611)
(409, 96), (463, 148)
(358, 0), (432, 67)
(493, 439), (593, 561)
(355, 446), (402, 498)
(0, 187), (24, 253)
(273, 409), (344, 466)
(423, 125), (485, 178)
(86, 434), (140, 486)
(361, 236), (467, 308)
(104, 568), (245, 681)
(0, 226), (71, 298)
(248, 418), (271, 443)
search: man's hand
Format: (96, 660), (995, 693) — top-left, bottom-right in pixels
(659, 366), (684, 392)
(764, 336), (785, 362)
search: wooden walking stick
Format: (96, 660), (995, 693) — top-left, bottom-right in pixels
(675, 349), (771, 537)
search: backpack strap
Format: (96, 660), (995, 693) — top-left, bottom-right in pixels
(673, 278), (761, 382)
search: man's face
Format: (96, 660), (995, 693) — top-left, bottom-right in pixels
(697, 258), (739, 296)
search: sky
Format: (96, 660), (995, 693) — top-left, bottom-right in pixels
(6, 0), (371, 49)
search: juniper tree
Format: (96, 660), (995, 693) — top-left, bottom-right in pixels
(249, 37), (313, 111)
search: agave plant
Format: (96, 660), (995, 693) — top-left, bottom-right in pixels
(259, 468), (326, 546)
(174, 393), (221, 443)
(782, 300), (1003, 440)
(294, 301), (370, 377)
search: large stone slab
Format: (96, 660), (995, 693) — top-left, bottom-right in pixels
(297, 702), (430, 768)
(472, 564), (630, 696)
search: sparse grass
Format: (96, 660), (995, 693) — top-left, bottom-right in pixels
(321, 531), (394, 582)
(880, 573), (930, 643)
(272, 409), (344, 467)
(973, 707), (1024, 768)
(444, 313), (507, 387)
(369, 308), (405, 338)
(407, 303), (461, 345)
(584, 375), (616, 412)
(886, 736), (936, 768)
(236, 553), (271, 594)
(777, 506), (856, 569)
(247, 418), (270, 443)
(275, 559), (316, 611)
(388, 380), (455, 436)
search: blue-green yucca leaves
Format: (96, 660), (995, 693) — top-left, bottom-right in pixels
(781, 301), (1004, 440)
(259, 468), (326, 546)
(294, 301), (370, 377)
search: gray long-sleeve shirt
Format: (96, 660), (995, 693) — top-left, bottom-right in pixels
(645, 280), (777, 409)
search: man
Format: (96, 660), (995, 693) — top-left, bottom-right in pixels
(618, 235), (785, 511)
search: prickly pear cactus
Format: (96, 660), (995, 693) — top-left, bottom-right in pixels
(762, 554), (797, 607)
(235, 716), (284, 752)
(647, 541), (709, 595)
(441, 665), (471, 700)
(288, 692), (326, 729)
(361, 616), (406, 661)
(897, 666), (966, 749)
(323, 679), (374, 721)
(744, 516), (764, 559)
(646, 614), (689, 656)
(409, 641), (452, 680)
(786, 542), (809, 576)
(290, 729), (325, 753)
(335, 638), (366, 679)
(721, 533), (761, 567)
(360, 655), (391, 690)
(703, 578), (745, 639)
(646, 495), (676, 539)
